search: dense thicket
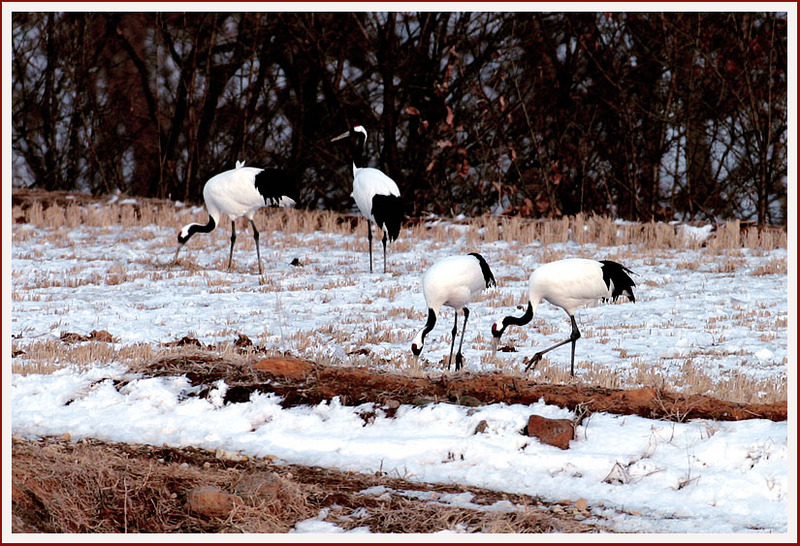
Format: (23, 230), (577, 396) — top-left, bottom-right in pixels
(11, 12), (787, 225)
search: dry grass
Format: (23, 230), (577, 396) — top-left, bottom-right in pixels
(11, 338), (256, 377)
(12, 340), (154, 376)
(12, 190), (787, 250)
(11, 436), (318, 533)
(12, 436), (605, 534)
(573, 358), (785, 405)
(17, 320), (785, 404)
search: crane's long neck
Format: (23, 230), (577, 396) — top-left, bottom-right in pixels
(412, 308), (437, 354)
(508, 300), (535, 327)
(350, 133), (368, 170)
(174, 215), (217, 263)
(420, 307), (437, 340)
(492, 301), (535, 339)
(178, 216), (216, 245)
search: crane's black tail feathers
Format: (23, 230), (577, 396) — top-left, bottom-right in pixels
(254, 168), (299, 206)
(371, 194), (403, 242)
(599, 260), (636, 303)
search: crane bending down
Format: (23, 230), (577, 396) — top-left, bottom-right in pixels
(411, 253), (497, 371)
(490, 258), (636, 376)
(173, 163), (297, 275)
(331, 125), (403, 273)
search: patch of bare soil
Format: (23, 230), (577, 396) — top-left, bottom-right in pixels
(11, 354), (786, 534)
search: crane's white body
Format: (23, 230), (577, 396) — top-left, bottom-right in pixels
(412, 253), (496, 371)
(422, 254), (491, 315)
(190, 167), (295, 234)
(527, 258), (623, 315)
(351, 166), (400, 224)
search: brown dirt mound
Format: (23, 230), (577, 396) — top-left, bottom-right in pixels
(139, 355), (787, 422)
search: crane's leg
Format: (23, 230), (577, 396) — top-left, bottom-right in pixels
(249, 219), (262, 275)
(366, 221), (373, 273)
(454, 307), (470, 371)
(382, 231), (388, 274)
(569, 315), (579, 376)
(524, 315), (582, 375)
(228, 220), (237, 270)
(447, 311), (458, 371)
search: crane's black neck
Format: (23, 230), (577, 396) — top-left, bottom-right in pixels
(506, 302), (534, 326)
(350, 133), (367, 169)
(420, 308), (436, 343)
(493, 302), (534, 338)
(178, 217), (215, 244)
(347, 129), (368, 170)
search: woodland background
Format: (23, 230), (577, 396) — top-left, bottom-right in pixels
(11, 11), (788, 225)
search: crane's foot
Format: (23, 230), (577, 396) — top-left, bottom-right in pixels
(523, 353), (543, 372)
(454, 353), (464, 371)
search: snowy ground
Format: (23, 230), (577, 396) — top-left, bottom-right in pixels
(6, 204), (795, 537)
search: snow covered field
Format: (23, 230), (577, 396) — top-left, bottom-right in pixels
(7, 203), (794, 537)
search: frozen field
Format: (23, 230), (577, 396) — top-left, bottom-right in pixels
(8, 201), (793, 536)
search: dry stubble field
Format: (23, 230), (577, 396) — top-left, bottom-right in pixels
(9, 189), (789, 533)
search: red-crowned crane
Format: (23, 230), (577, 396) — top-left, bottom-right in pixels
(490, 258), (636, 376)
(331, 125), (403, 273)
(173, 163), (297, 275)
(411, 253), (497, 371)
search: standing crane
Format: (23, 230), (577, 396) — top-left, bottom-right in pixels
(411, 253), (497, 371)
(331, 125), (403, 273)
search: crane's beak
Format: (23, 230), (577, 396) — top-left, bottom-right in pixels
(330, 130), (350, 143)
(173, 244), (184, 264)
(490, 336), (499, 357)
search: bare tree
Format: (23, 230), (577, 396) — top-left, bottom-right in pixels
(11, 11), (787, 225)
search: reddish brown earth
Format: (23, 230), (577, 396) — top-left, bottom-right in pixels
(166, 355), (786, 423)
(11, 354), (787, 534)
